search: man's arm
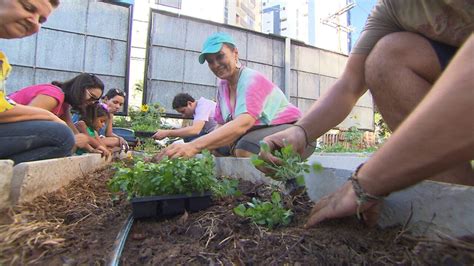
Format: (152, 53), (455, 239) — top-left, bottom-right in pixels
(261, 53), (369, 160)
(305, 34), (474, 227)
(298, 53), (368, 140)
(153, 120), (205, 140)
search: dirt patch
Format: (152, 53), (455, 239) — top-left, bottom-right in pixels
(1, 168), (473, 265)
(121, 182), (474, 265)
(0, 168), (130, 265)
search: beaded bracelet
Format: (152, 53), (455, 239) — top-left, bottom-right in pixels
(293, 124), (316, 148)
(348, 163), (384, 219)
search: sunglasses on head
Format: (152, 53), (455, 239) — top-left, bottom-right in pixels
(113, 88), (126, 97)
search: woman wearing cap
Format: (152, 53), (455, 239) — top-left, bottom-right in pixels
(156, 32), (314, 159)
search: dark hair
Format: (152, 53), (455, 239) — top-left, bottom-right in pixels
(103, 88), (126, 100)
(50, 0), (60, 7)
(52, 73), (104, 109)
(84, 103), (109, 128)
(172, 93), (195, 109)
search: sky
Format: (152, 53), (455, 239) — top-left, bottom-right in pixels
(349, 0), (377, 49)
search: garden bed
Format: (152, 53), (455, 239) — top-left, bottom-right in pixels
(0, 167), (473, 265)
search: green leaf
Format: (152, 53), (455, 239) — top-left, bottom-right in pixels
(259, 140), (270, 153)
(312, 163), (323, 172)
(233, 204), (247, 216)
(271, 192), (281, 204)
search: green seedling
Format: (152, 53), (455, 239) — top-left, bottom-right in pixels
(251, 141), (322, 187)
(109, 150), (219, 199)
(234, 192), (293, 228)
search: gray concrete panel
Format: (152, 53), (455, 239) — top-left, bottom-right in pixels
(355, 91), (373, 108)
(272, 66), (284, 90)
(183, 84), (217, 102)
(338, 55), (348, 76)
(183, 51), (216, 86)
(84, 37), (127, 76)
(319, 50), (340, 77)
(290, 44), (298, 70)
(298, 98), (315, 114)
(272, 39), (285, 67)
(151, 14), (187, 48)
(36, 30), (85, 72)
(290, 70), (298, 97)
(96, 75), (126, 93)
(87, 2), (129, 40)
(297, 72), (319, 99)
(4, 67), (35, 94)
(290, 97), (298, 107)
(218, 28), (248, 61)
(33, 70), (80, 86)
(186, 21), (219, 52)
(43, 0), (87, 33)
(319, 75), (337, 96)
(149, 47), (185, 81)
(245, 62), (273, 83)
(247, 34), (273, 65)
(338, 106), (374, 130)
(147, 80), (183, 110)
(0, 37), (36, 67)
(295, 45), (319, 73)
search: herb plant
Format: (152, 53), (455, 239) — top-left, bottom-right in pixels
(211, 177), (241, 198)
(233, 192), (293, 228)
(109, 151), (217, 199)
(251, 141), (321, 186)
(112, 103), (170, 132)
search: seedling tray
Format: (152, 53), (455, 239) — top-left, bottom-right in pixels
(134, 131), (155, 138)
(131, 192), (212, 219)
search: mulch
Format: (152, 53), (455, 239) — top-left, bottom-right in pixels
(0, 167), (473, 265)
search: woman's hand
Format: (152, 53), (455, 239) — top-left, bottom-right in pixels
(152, 142), (200, 161)
(93, 145), (111, 159)
(117, 136), (129, 152)
(74, 133), (90, 149)
(305, 181), (382, 228)
(152, 130), (169, 140)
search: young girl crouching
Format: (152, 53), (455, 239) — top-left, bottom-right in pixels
(75, 103), (114, 155)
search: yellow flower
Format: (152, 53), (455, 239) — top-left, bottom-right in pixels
(140, 104), (149, 112)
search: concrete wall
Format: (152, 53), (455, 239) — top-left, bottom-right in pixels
(145, 10), (373, 130)
(0, 0), (132, 111)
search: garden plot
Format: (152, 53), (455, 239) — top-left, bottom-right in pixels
(0, 155), (473, 264)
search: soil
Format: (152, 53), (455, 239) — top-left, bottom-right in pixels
(1, 167), (473, 265)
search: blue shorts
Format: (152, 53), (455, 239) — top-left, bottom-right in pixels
(427, 39), (458, 70)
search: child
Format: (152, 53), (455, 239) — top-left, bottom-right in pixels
(75, 103), (112, 155)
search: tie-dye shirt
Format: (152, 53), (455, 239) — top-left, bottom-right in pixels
(214, 67), (301, 126)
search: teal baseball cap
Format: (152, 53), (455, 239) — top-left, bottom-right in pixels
(198, 32), (236, 64)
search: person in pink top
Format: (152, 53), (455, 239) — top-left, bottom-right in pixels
(9, 73), (111, 157)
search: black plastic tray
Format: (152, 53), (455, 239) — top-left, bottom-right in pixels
(134, 131), (155, 138)
(131, 192), (212, 219)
